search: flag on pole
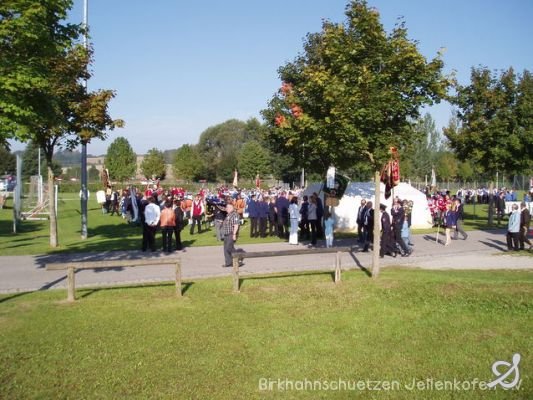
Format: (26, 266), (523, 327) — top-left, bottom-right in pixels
(255, 174), (260, 188)
(300, 168), (305, 188)
(431, 167), (436, 188)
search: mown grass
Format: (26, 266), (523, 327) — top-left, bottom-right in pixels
(0, 268), (531, 399)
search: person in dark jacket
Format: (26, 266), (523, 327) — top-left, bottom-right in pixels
(379, 204), (396, 258)
(268, 196), (278, 237)
(453, 198), (468, 240)
(258, 196), (269, 238)
(299, 195), (309, 240)
(362, 201), (374, 252)
(391, 199), (410, 256)
(248, 194), (259, 238)
(519, 202), (532, 250)
(173, 198), (184, 250)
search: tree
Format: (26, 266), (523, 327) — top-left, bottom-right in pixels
(105, 137), (136, 182)
(1, 1), (122, 247)
(435, 151), (457, 185)
(0, 145), (16, 175)
(21, 141), (61, 182)
(261, 0), (449, 277)
(445, 67), (533, 176)
(237, 141), (272, 182)
(408, 114), (442, 181)
(140, 148), (166, 180)
(197, 118), (265, 181)
(172, 144), (204, 182)
(261, 0), (449, 174)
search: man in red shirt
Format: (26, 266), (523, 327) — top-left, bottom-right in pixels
(190, 194), (205, 235)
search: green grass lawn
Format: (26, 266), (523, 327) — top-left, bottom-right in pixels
(0, 268), (531, 399)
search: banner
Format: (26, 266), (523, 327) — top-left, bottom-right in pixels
(323, 173), (349, 199)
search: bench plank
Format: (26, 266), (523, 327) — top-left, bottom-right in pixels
(46, 257), (182, 301)
(230, 247), (352, 292)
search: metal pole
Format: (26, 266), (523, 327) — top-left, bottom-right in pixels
(80, 0), (89, 240)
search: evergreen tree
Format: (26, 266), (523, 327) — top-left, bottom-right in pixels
(105, 137), (137, 182)
(140, 148), (166, 180)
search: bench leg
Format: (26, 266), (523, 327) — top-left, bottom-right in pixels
(67, 266), (76, 302)
(175, 261), (182, 297)
(335, 252), (341, 284)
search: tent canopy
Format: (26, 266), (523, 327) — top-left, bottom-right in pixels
(303, 181), (433, 231)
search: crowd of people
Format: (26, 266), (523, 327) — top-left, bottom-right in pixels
(97, 182), (532, 262)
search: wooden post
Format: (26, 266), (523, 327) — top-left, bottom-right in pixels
(232, 256), (240, 293)
(175, 260), (182, 297)
(67, 266), (75, 302)
(372, 170), (381, 279)
(335, 251), (341, 284)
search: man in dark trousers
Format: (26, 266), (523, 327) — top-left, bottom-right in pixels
(454, 198), (468, 240)
(222, 203), (240, 267)
(391, 199), (410, 256)
(248, 194), (259, 238)
(362, 201), (374, 252)
(519, 202), (532, 250)
(142, 196), (160, 252)
(379, 204), (396, 258)
(356, 198), (367, 243)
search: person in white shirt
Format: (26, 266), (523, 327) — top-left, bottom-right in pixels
(143, 196), (161, 252)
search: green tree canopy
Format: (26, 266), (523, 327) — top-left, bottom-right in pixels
(172, 144), (204, 182)
(445, 67), (533, 176)
(261, 0), (450, 173)
(140, 148), (166, 180)
(1, 0), (122, 247)
(0, 145), (16, 175)
(237, 141), (272, 181)
(197, 118), (265, 181)
(21, 141), (61, 182)
(105, 137), (137, 182)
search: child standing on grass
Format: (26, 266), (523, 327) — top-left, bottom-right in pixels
(324, 211), (334, 248)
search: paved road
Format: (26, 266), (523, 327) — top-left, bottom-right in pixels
(0, 229), (532, 294)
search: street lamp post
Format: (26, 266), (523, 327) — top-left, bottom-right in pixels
(80, 0), (89, 240)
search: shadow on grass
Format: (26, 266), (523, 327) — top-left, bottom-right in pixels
(0, 218), (46, 237)
(238, 270), (336, 291)
(347, 251), (372, 277)
(0, 291), (31, 304)
(77, 281), (194, 299)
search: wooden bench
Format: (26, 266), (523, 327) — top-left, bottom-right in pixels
(46, 257), (182, 301)
(231, 246), (352, 293)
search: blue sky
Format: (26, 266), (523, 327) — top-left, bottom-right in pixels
(10, 0), (533, 155)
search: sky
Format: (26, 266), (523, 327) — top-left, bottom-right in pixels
(9, 0), (533, 156)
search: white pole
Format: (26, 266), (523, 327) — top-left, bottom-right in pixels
(38, 148), (42, 205)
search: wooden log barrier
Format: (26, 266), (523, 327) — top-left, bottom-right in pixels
(46, 257), (182, 301)
(231, 246), (352, 293)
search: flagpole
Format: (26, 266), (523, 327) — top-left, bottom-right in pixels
(80, 0), (89, 240)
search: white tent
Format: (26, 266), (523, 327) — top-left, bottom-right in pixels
(303, 181), (433, 231)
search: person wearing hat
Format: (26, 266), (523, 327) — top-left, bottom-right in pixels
(379, 203), (396, 258)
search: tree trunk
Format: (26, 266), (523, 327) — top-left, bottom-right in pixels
(372, 170), (381, 279)
(48, 165), (58, 247)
